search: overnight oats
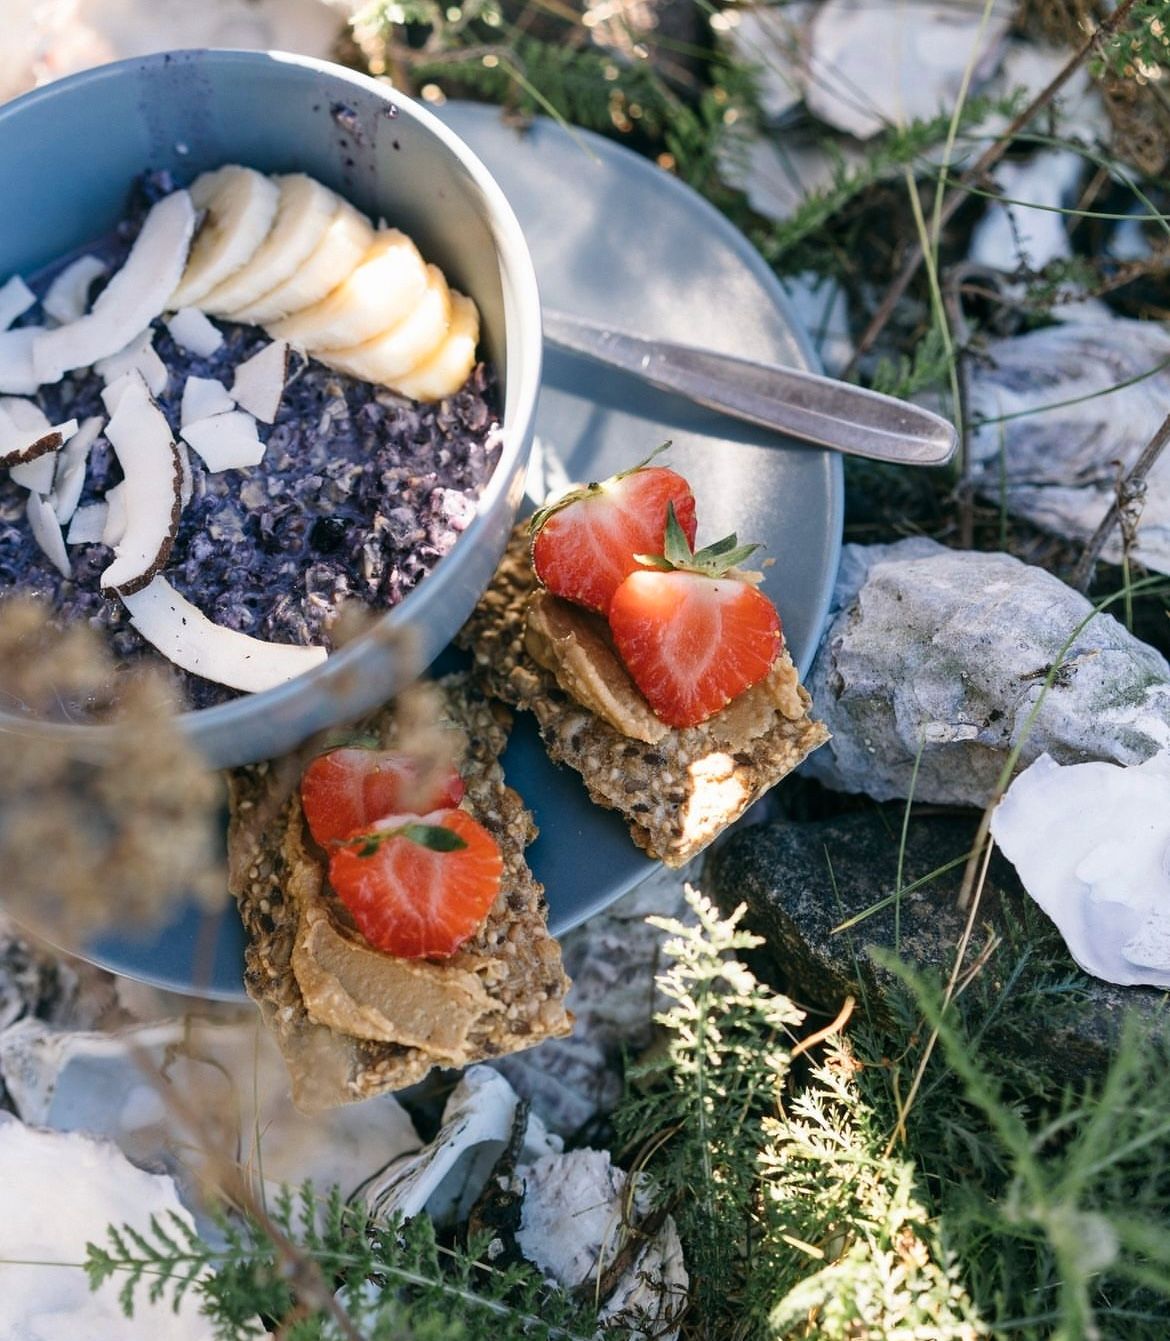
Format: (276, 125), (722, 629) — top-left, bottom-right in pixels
(0, 168), (500, 712)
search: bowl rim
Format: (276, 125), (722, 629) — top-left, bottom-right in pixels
(0, 48), (543, 758)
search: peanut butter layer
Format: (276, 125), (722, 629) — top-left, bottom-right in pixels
(457, 526), (830, 867)
(227, 673), (572, 1112)
(525, 590), (668, 745)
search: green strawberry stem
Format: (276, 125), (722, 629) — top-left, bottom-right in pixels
(350, 822), (469, 859)
(634, 502), (762, 576)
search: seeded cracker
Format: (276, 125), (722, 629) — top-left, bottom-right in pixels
(457, 526), (830, 867)
(227, 673), (572, 1112)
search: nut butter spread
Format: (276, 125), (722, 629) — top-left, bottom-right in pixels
(291, 901), (498, 1061)
(524, 587), (808, 747)
(525, 589), (668, 744)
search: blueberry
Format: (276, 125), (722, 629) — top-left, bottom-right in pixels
(310, 515), (347, 553)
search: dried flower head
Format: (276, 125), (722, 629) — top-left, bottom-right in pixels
(0, 598), (225, 947)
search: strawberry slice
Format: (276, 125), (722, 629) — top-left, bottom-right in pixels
(608, 505), (781, 728)
(530, 446), (697, 614)
(328, 808), (503, 958)
(300, 748), (465, 848)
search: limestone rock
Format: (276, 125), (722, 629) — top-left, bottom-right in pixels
(805, 538), (1170, 805)
(0, 1116), (217, 1339)
(703, 812), (1169, 1084)
(991, 750), (1170, 988)
(967, 319), (1170, 574)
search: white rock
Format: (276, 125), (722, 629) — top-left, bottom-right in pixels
(967, 319), (1170, 574)
(805, 0), (1009, 140)
(515, 1148), (688, 1336)
(779, 272), (853, 378)
(120, 576), (327, 692)
(34, 189), (196, 385)
(42, 254), (108, 325)
(970, 150), (1084, 273)
(0, 1116), (216, 1340)
(94, 328), (169, 398)
(180, 408), (266, 471)
(356, 1066), (526, 1227)
(0, 273), (36, 330)
(718, 128), (868, 224)
(991, 751), (1170, 987)
(0, 1017), (421, 1203)
(722, 3), (812, 123)
(166, 307), (224, 358)
(804, 538), (1170, 805)
(181, 374), (235, 427)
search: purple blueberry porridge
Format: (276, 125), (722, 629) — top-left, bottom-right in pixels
(0, 175), (501, 713)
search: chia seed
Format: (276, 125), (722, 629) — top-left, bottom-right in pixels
(1, 206), (501, 713)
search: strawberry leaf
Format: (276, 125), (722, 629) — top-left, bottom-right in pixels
(662, 501), (695, 567)
(400, 822), (469, 853)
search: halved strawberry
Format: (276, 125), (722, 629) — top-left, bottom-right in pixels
(328, 808), (503, 958)
(300, 748), (465, 848)
(608, 505), (781, 728)
(530, 446), (697, 614)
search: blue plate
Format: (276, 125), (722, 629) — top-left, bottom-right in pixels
(87, 103), (843, 1000)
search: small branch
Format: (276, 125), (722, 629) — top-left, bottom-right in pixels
(1071, 409), (1170, 592)
(844, 0), (1141, 376)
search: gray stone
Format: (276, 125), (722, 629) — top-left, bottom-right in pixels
(967, 319), (1170, 575)
(703, 812), (1170, 1084)
(805, 538), (1170, 805)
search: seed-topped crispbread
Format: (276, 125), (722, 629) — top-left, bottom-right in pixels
(457, 526), (830, 867)
(227, 673), (572, 1112)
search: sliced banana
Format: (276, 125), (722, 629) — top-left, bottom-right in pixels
(326, 265), (452, 385)
(170, 166), (280, 310)
(198, 174), (342, 317)
(268, 229), (428, 353)
(230, 201), (374, 326)
(390, 291), (480, 402)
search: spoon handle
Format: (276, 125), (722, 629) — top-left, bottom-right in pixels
(542, 309), (958, 468)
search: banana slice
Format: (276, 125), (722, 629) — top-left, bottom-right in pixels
(198, 174), (342, 317)
(324, 265), (452, 385)
(231, 201), (374, 326)
(170, 167), (280, 310)
(389, 291), (479, 402)
(268, 229), (428, 353)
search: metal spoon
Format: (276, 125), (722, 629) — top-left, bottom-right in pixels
(542, 309), (957, 468)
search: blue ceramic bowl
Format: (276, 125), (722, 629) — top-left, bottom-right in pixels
(0, 50), (541, 767)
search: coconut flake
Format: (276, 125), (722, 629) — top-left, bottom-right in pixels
(180, 409), (265, 471)
(0, 275), (35, 331)
(0, 397), (52, 490)
(67, 501), (108, 545)
(166, 307), (224, 358)
(0, 327), (40, 394)
(42, 253), (107, 325)
(94, 329), (168, 398)
(99, 377), (182, 594)
(180, 374), (235, 427)
(33, 189), (196, 384)
(26, 490), (71, 577)
(102, 483), (128, 547)
(51, 415), (104, 524)
(0, 399), (77, 487)
(175, 438), (194, 507)
(121, 576), (327, 691)
(230, 340), (290, 424)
